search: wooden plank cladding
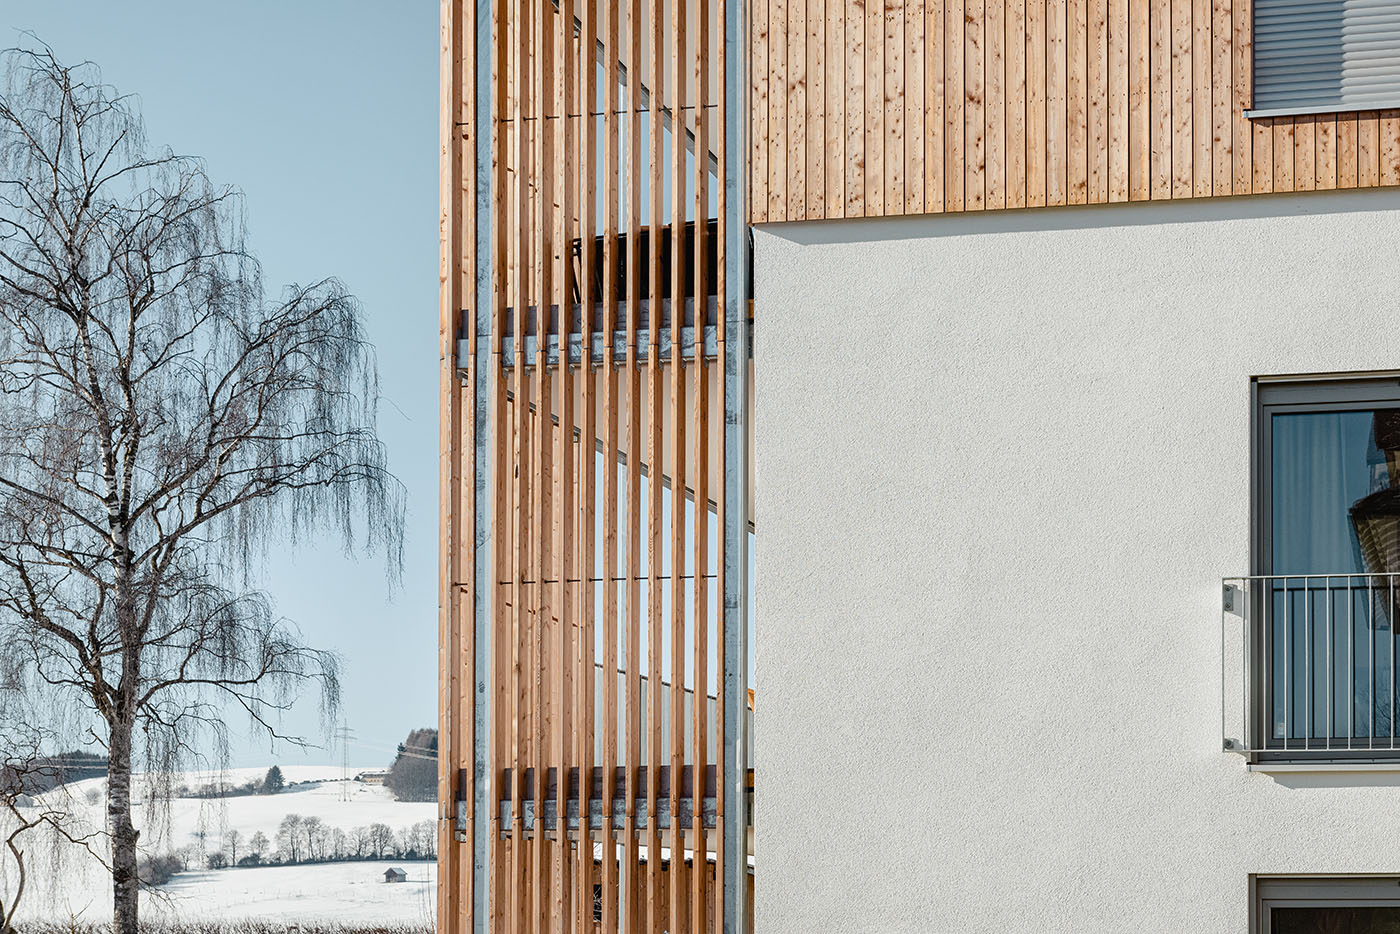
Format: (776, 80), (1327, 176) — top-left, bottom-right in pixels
(440, 0), (749, 931)
(749, 0), (1400, 222)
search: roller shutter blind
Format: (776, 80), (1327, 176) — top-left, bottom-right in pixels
(1252, 0), (1400, 116)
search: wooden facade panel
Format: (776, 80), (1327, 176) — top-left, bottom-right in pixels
(749, 0), (1400, 222)
(442, 0), (746, 931)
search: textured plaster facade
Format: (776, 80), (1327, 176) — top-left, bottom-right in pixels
(753, 189), (1400, 933)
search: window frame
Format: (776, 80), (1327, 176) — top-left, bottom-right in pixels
(1250, 374), (1400, 760)
(1255, 876), (1400, 933)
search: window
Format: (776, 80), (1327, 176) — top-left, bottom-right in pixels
(1250, 0), (1400, 118)
(1257, 878), (1400, 933)
(1254, 377), (1400, 756)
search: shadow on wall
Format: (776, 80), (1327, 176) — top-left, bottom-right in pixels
(759, 188), (1400, 246)
(1261, 768), (1400, 791)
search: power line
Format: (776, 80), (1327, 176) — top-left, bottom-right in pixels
(331, 723), (355, 802)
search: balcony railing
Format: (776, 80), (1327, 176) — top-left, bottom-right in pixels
(1222, 573), (1400, 761)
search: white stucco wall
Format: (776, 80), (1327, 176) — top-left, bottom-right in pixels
(753, 189), (1400, 933)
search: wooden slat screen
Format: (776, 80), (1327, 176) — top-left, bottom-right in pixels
(750, 0), (1400, 221)
(440, 0), (747, 931)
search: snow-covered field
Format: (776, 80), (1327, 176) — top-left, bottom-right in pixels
(12, 766), (436, 923)
(152, 861), (436, 924)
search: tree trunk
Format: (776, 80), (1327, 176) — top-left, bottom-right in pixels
(108, 713), (140, 934)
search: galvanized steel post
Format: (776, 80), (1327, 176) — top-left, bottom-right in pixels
(722, 0), (750, 928)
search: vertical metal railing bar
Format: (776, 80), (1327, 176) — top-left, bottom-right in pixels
(1282, 576), (1289, 750)
(1326, 577), (1333, 751)
(1370, 577), (1376, 746)
(1349, 574), (1355, 749)
(1390, 575), (1395, 750)
(1305, 576), (1311, 750)
(722, 0), (750, 924)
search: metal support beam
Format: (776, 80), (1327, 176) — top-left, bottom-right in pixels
(470, 0), (493, 930)
(722, 0), (750, 928)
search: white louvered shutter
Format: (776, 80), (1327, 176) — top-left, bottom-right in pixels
(1253, 0), (1400, 116)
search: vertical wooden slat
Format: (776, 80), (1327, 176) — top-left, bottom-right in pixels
(848, 0), (867, 214)
(1067, 0), (1087, 203)
(490, 0), (510, 928)
(1024, 0), (1047, 207)
(599, 0), (622, 928)
(1190, 0), (1209, 196)
(623, 0), (644, 924)
(810, 0), (828, 217)
(1360, 111), (1380, 188)
(1232, 0), (1251, 193)
(690, 0), (711, 925)
(576, 4), (599, 931)
(1008, 0), (1029, 207)
(929, 0), (948, 211)
(867, 0), (887, 214)
(908, 0), (927, 213)
(1273, 118), (1294, 192)
(1253, 117), (1272, 193)
(1046, 0), (1066, 204)
(887, 0), (908, 214)
(1087, 0), (1107, 201)
(1294, 113), (1315, 192)
(668, 3), (688, 931)
(789, 0), (808, 217)
(1108, 0), (1128, 200)
(437, 1), (466, 930)
(1381, 110), (1400, 186)
(510, 1), (531, 931)
(1210, 0), (1231, 195)
(1339, 113), (1358, 189)
(1170, 0), (1190, 198)
(752, 0), (770, 221)
(966, 0), (987, 208)
(949, 0), (970, 208)
(828, 0), (848, 216)
(770, 0), (788, 219)
(645, 0), (665, 925)
(532, 0), (553, 925)
(1317, 117), (1337, 202)
(1149, 0), (1170, 198)
(1120, 0), (1139, 200)
(987, 0), (1008, 209)
(552, 0), (574, 929)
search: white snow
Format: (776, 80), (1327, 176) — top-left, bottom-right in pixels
(150, 861), (437, 924)
(11, 767), (437, 924)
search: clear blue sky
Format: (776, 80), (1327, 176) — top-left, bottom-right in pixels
(6, 2), (442, 769)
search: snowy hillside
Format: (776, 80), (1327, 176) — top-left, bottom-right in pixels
(13, 766), (437, 923)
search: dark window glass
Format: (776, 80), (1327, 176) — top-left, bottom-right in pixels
(1267, 407), (1400, 744)
(1273, 906), (1400, 933)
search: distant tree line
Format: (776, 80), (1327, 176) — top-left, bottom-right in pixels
(200, 815), (436, 871)
(176, 766), (286, 801)
(384, 729), (437, 803)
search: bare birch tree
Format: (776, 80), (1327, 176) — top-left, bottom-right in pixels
(0, 46), (403, 934)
